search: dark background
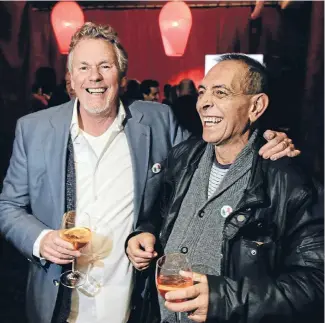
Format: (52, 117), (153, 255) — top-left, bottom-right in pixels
(0, 1), (323, 322)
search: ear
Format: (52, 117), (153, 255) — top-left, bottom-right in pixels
(249, 93), (269, 123)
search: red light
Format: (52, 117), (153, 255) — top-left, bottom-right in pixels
(159, 1), (192, 57)
(51, 1), (85, 54)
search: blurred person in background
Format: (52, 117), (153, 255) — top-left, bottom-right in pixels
(29, 66), (56, 113)
(162, 83), (172, 106)
(48, 71), (75, 107)
(121, 79), (142, 105)
(140, 79), (160, 102)
(172, 79), (202, 137)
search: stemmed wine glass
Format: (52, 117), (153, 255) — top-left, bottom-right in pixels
(59, 211), (92, 288)
(77, 215), (114, 297)
(156, 253), (193, 323)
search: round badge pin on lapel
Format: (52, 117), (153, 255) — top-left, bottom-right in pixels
(152, 163), (161, 174)
(220, 205), (233, 218)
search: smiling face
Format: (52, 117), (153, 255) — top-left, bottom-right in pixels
(70, 38), (121, 116)
(144, 87), (160, 102)
(197, 60), (256, 146)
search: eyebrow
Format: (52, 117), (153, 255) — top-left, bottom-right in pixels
(79, 60), (113, 66)
(198, 84), (233, 92)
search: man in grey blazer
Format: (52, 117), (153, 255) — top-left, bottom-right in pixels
(0, 23), (299, 323)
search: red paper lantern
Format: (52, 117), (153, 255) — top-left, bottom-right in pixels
(51, 1), (85, 54)
(159, 1), (192, 57)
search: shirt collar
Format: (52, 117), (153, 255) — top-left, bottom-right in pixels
(70, 98), (126, 142)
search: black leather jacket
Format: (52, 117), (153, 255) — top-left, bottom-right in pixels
(132, 137), (324, 323)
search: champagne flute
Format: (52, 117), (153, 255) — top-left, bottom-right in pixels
(77, 216), (114, 297)
(156, 253), (193, 323)
(59, 211), (92, 288)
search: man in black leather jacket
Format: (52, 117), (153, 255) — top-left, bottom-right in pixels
(126, 54), (324, 323)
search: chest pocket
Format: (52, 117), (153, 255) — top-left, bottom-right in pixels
(230, 236), (276, 279)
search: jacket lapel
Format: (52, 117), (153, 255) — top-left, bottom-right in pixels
(44, 101), (74, 229)
(124, 104), (150, 227)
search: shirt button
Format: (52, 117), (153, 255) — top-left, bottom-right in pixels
(53, 279), (59, 286)
(251, 249), (257, 256)
(220, 253), (223, 258)
(180, 247), (188, 254)
(198, 210), (205, 218)
(237, 215), (246, 222)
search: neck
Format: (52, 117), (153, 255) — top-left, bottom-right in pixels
(78, 104), (118, 137)
(214, 132), (250, 165)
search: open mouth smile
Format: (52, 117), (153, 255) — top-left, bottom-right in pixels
(203, 116), (223, 127)
(86, 88), (107, 95)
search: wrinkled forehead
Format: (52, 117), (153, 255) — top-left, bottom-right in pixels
(72, 38), (117, 65)
(201, 60), (248, 92)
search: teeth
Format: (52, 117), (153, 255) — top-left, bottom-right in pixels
(203, 117), (222, 124)
(87, 88), (106, 94)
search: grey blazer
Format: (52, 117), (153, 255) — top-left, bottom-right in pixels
(0, 99), (190, 323)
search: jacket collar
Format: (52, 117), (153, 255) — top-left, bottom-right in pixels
(183, 133), (268, 210)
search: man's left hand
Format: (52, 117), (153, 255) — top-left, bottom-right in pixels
(165, 271), (209, 323)
(259, 130), (301, 160)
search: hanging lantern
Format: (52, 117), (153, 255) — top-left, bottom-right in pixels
(159, 1), (192, 57)
(51, 1), (85, 54)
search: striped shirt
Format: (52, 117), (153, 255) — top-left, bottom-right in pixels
(208, 159), (231, 198)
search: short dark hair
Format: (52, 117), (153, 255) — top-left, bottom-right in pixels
(217, 53), (268, 95)
(140, 79), (159, 95)
(163, 84), (172, 97)
(33, 67), (57, 95)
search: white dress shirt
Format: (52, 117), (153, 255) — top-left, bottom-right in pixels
(34, 99), (134, 323)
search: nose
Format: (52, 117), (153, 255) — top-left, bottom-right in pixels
(198, 92), (213, 111)
(89, 67), (103, 82)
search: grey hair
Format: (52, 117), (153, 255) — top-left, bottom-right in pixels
(216, 53), (269, 95)
(67, 22), (128, 78)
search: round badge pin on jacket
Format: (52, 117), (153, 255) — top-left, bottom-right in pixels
(220, 205), (233, 218)
(152, 163), (161, 174)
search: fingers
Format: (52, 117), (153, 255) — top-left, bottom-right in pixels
(260, 139), (301, 160)
(187, 314), (206, 323)
(40, 231), (80, 265)
(166, 284), (200, 303)
(141, 236), (155, 253)
(126, 233), (157, 270)
(269, 146), (301, 161)
(165, 274), (209, 321)
(165, 296), (200, 313)
(260, 138), (290, 159)
(179, 271), (207, 283)
(41, 250), (74, 265)
(126, 247), (152, 270)
(259, 131), (286, 157)
(287, 148), (301, 157)
(263, 129), (277, 141)
(259, 130), (300, 159)
(128, 233), (157, 258)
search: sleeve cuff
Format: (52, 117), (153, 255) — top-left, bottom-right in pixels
(33, 229), (53, 263)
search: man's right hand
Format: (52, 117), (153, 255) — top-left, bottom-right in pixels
(40, 230), (81, 265)
(126, 233), (157, 270)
